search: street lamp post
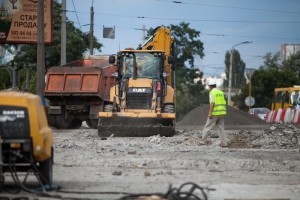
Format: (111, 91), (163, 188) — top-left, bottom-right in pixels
(228, 41), (252, 105)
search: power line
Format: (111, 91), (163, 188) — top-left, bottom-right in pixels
(201, 33), (300, 41)
(71, 0), (82, 31)
(156, 0), (300, 15)
(68, 11), (300, 24)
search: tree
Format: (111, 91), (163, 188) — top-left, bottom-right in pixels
(1, 1), (102, 92)
(282, 52), (300, 78)
(235, 52), (300, 111)
(223, 49), (246, 89)
(261, 52), (280, 70)
(165, 22), (207, 120)
(0, 69), (10, 90)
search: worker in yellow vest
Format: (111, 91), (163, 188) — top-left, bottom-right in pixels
(202, 80), (228, 147)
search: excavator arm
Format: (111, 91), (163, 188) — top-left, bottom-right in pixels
(138, 26), (174, 85)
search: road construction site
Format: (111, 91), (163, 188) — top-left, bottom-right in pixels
(1, 105), (300, 200)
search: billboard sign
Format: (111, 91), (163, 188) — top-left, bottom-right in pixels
(0, 0), (53, 44)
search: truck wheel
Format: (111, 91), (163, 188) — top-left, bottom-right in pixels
(70, 119), (82, 129)
(39, 151), (53, 185)
(55, 115), (70, 129)
(86, 119), (98, 129)
(47, 115), (56, 128)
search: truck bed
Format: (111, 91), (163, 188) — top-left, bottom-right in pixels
(44, 59), (116, 102)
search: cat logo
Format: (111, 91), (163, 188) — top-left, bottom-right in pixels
(133, 88), (146, 93)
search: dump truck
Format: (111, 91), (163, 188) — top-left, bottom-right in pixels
(98, 26), (176, 137)
(44, 56), (116, 129)
(0, 91), (53, 186)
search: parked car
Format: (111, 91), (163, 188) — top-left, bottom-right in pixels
(249, 107), (270, 120)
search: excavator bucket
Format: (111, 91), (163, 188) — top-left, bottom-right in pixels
(98, 113), (175, 137)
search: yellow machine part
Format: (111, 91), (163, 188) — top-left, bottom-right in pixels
(0, 91), (53, 162)
(99, 110), (175, 119)
(99, 95), (176, 137)
(109, 79), (175, 104)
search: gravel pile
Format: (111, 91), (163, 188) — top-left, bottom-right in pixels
(177, 104), (267, 126)
(228, 124), (300, 149)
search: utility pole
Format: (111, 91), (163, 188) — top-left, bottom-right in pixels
(228, 41), (252, 105)
(37, 0), (45, 96)
(89, 0), (94, 55)
(61, 0), (66, 65)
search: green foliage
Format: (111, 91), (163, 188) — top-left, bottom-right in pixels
(169, 22), (204, 66)
(0, 19), (11, 31)
(282, 52), (300, 77)
(261, 52), (280, 70)
(146, 23), (207, 120)
(17, 67), (36, 93)
(147, 22), (206, 120)
(223, 49), (246, 89)
(0, 69), (11, 90)
(166, 22), (206, 121)
(235, 52), (300, 111)
(175, 68), (209, 120)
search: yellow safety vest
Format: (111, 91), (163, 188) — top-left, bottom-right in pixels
(210, 89), (227, 116)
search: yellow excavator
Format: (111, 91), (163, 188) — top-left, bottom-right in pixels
(98, 26), (176, 137)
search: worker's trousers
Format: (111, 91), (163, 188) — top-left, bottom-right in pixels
(202, 115), (228, 145)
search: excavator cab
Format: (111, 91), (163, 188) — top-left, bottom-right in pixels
(110, 51), (163, 79)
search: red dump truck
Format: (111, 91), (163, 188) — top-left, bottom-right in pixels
(44, 56), (116, 129)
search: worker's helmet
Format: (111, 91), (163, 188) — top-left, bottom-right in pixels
(208, 79), (217, 86)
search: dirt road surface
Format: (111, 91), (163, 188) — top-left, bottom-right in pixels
(2, 105), (300, 200)
(49, 123), (300, 200)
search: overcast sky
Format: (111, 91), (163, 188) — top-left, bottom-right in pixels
(62, 0), (300, 77)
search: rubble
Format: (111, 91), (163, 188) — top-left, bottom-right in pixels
(44, 105), (300, 199)
(228, 124), (299, 149)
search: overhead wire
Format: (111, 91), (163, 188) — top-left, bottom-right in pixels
(70, 11), (300, 24)
(71, 0), (82, 31)
(71, 21), (300, 41)
(201, 33), (300, 41)
(155, 0), (300, 15)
